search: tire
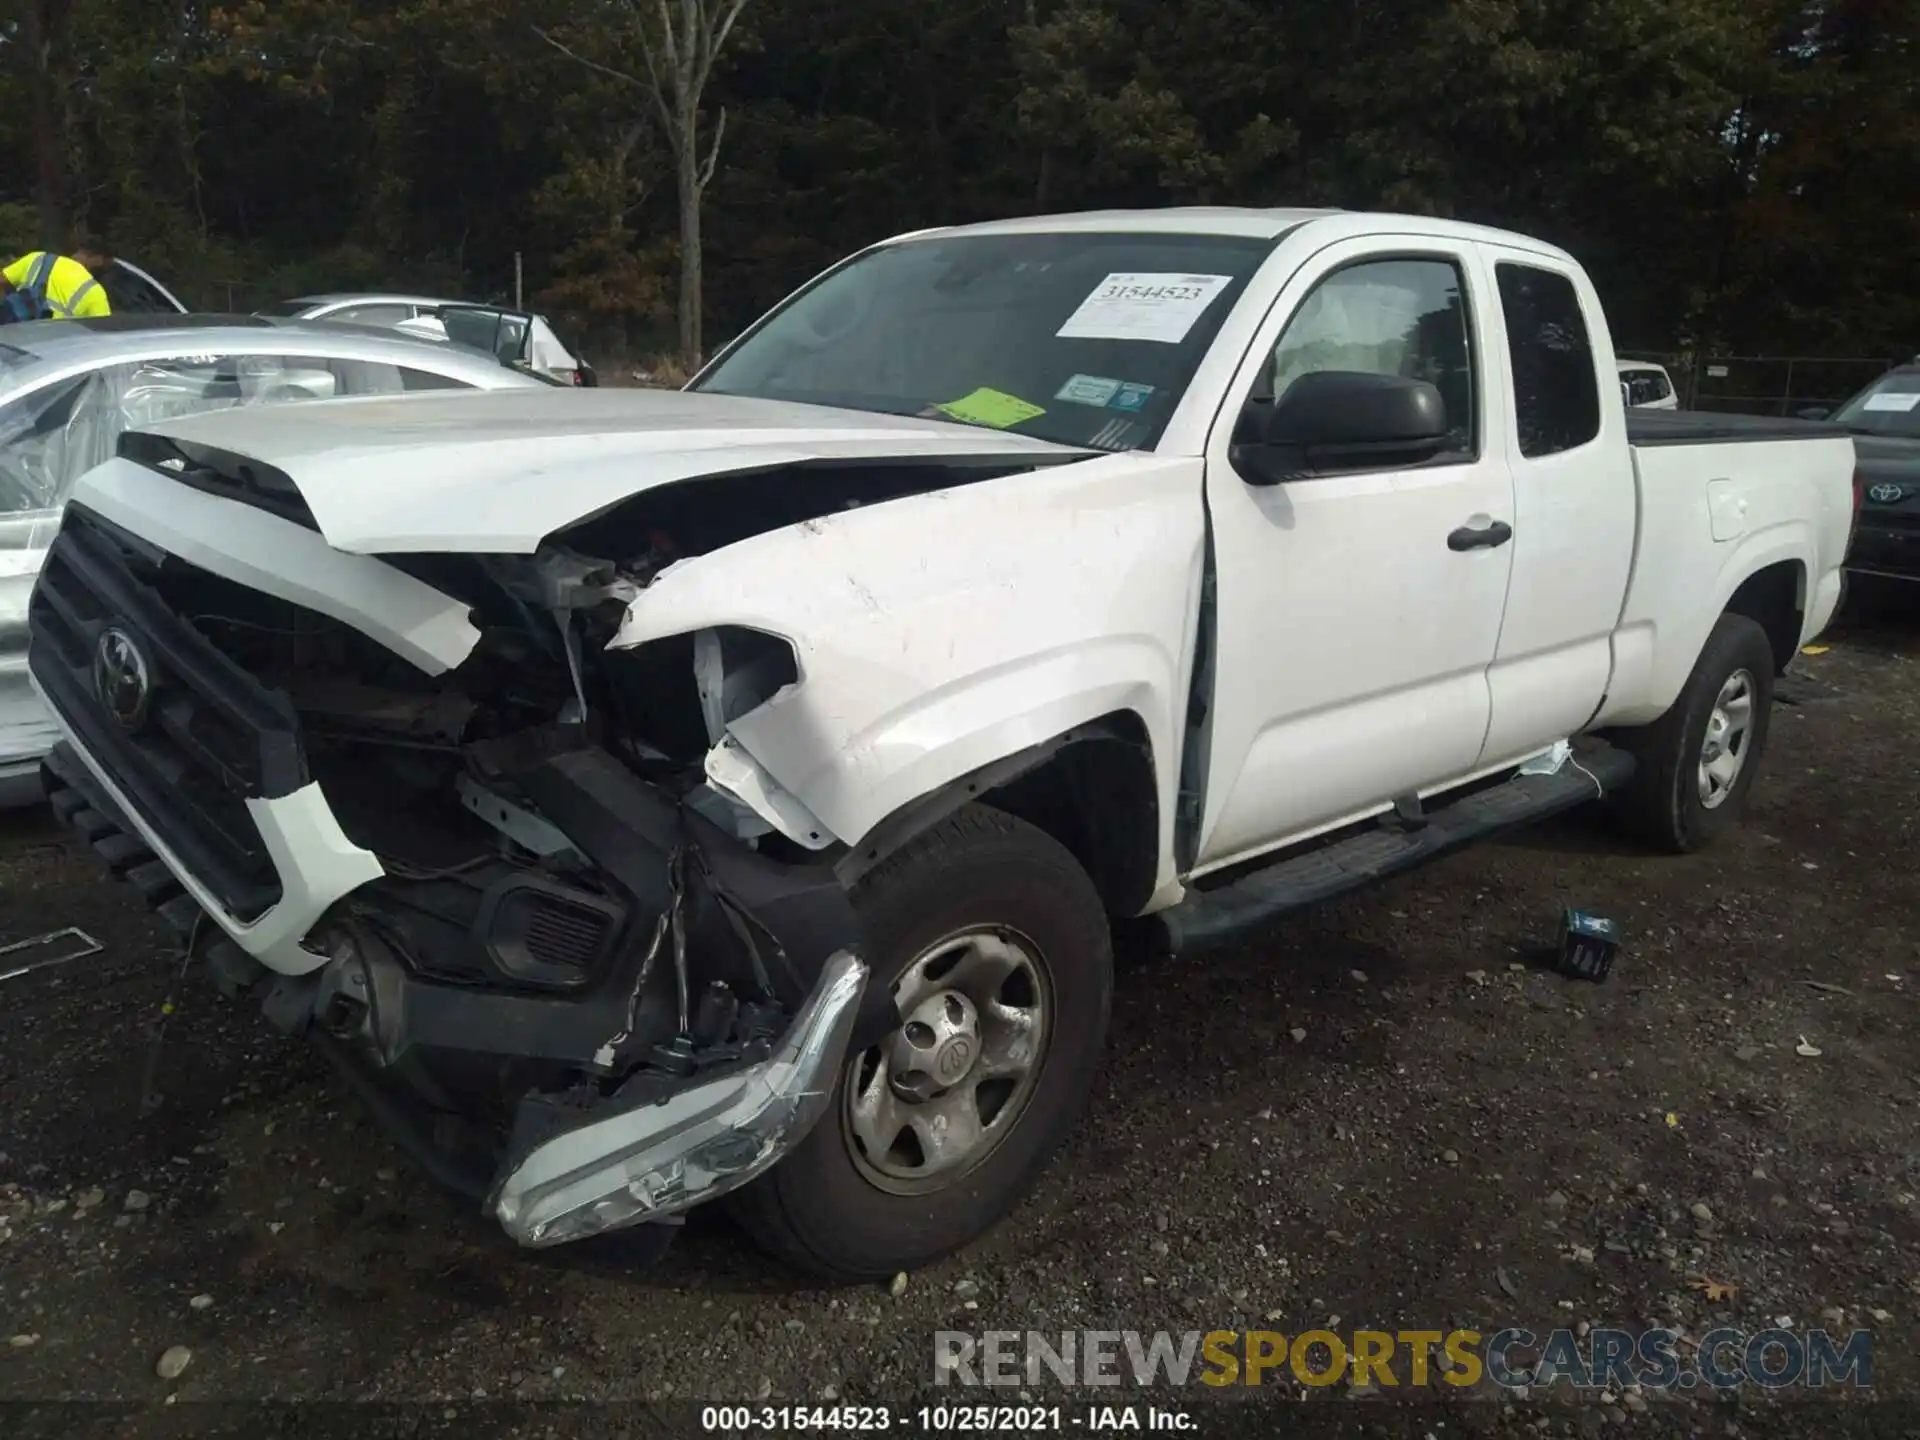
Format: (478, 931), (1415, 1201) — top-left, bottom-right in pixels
(729, 804), (1113, 1281)
(1609, 613), (1776, 853)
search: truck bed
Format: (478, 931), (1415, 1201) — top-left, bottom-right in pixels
(1627, 409), (1840, 447)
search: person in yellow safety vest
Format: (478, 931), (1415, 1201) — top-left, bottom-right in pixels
(0, 239), (115, 322)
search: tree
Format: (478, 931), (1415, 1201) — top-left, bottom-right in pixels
(537, 0), (753, 366)
(2, 0), (78, 244)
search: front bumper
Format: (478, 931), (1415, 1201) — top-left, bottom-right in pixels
(1847, 518), (1920, 581)
(42, 737), (875, 1247)
(30, 503), (882, 1248)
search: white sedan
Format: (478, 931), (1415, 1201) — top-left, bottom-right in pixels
(259, 293), (596, 387)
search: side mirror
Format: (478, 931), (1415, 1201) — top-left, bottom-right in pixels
(1234, 370), (1450, 485)
(1796, 406), (1831, 422)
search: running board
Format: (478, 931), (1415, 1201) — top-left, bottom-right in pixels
(1161, 744), (1636, 952)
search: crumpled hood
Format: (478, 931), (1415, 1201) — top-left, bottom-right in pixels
(125, 387), (1084, 554)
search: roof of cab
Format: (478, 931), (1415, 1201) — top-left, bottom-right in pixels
(883, 205), (1580, 266)
(920, 206), (1344, 240)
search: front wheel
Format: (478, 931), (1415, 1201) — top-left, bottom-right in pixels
(729, 804), (1113, 1281)
(1609, 612), (1777, 853)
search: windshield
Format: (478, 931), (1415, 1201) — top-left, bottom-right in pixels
(694, 231), (1275, 451)
(256, 299), (319, 318)
(1829, 369), (1920, 437)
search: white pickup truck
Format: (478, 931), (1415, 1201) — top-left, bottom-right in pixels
(29, 207), (1858, 1280)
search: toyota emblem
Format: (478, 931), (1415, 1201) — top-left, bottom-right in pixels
(93, 626), (153, 730)
(1867, 482), (1905, 504)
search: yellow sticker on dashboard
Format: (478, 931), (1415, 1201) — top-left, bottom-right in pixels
(936, 387), (1045, 429)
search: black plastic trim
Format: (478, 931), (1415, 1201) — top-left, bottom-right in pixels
(29, 505), (307, 918)
(1163, 742), (1636, 951)
(1626, 410), (1842, 447)
(117, 431), (320, 532)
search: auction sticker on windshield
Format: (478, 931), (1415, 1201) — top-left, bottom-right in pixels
(1055, 374), (1122, 406)
(937, 387), (1046, 429)
(1863, 392), (1920, 412)
(1057, 273), (1234, 344)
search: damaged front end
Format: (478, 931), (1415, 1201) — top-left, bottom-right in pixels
(27, 483), (931, 1248)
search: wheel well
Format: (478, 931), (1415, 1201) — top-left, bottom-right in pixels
(1724, 561), (1804, 675)
(979, 712), (1160, 919)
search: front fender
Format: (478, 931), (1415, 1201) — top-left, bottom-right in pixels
(609, 452), (1207, 887)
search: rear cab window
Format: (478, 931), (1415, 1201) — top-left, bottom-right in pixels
(1496, 262), (1601, 458)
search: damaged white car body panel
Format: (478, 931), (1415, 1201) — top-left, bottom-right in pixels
(615, 450), (1205, 893)
(116, 392), (1203, 895)
(131, 388), (1082, 555)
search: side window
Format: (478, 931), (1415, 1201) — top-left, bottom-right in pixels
(327, 303), (412, 327)
(275, 356), (478, 395)
(1650, 370), (1672, 402)
(1265, 257), (1476, 457)
(1496, 263), (1600, 458)
(400, 367), (473, 391)
(97, 264), (174, 315)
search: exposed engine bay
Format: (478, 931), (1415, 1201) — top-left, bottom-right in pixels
(57, 455), (1044, 1241)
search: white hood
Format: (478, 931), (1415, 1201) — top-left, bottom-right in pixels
(128, 388), (1083, 554)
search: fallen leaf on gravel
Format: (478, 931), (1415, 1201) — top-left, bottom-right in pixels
(1665, 1112), (1680, 1128)
(1496, 1267), (1519, 1299)
(1800, 645), (1830, 655)
(1795, 1036), (1824, 1057)
(1689, 1275), (1739, 1303)
(1802, 981), (1854, 997)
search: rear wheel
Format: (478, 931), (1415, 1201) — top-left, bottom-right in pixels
(729, 804), (1112, 1281)
(1609, 613), (1776, 852)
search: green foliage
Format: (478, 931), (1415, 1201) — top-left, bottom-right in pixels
(0, 0), (1914, 359)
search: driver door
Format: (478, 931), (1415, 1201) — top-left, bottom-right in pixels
(1191, 238), (1516, 872)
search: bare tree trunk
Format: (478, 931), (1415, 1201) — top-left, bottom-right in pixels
(533, 0), (750, 373)
(22, 0), (68, 246)
(677, 138), (703, 366)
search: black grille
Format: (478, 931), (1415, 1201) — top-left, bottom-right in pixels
(28, 505), (307, 920)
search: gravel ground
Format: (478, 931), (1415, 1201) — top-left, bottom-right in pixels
(1, 584), (1916, 1440)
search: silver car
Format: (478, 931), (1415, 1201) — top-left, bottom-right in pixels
(0, 314), (550, 801)
(257, 294), (596, 387)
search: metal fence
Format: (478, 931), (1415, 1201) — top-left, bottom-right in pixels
(1616, 351), (1900, 417)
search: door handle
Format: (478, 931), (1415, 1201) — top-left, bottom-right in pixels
(1448, 520), (1513, 552)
